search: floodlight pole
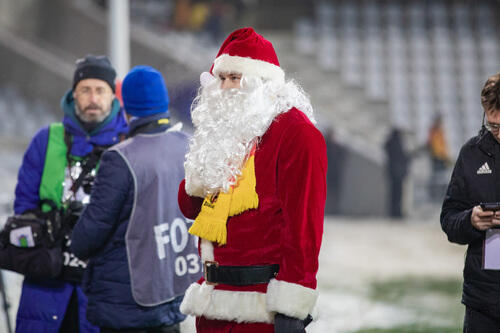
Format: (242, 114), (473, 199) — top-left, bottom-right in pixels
(108, 0), (130, 79)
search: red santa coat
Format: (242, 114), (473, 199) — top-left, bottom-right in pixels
(178, 108), (327, 323)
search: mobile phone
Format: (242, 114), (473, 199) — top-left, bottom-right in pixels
(480, 202), (500, 211)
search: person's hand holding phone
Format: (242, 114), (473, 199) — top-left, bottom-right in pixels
(471, 205), (494, 230)
(492, 210), (500, 228)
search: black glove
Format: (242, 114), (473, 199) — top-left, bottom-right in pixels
(274, 313), (307, 333)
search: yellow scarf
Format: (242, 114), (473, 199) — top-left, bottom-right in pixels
(188, 149), (259, 245)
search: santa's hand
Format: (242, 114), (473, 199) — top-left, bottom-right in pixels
(274, 313), (306, 333)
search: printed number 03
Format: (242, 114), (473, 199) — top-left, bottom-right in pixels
(175, 253), (200, 276)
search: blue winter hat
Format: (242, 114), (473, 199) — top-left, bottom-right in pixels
(122, 65), (169, 117)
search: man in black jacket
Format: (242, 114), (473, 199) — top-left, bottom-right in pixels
(441, 72), (500, 332)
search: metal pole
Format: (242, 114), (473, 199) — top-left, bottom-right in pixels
(108, 0), (130, 80)
(0, 271), (12, 333)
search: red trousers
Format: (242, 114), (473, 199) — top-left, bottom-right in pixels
(196, 317), (274, 333)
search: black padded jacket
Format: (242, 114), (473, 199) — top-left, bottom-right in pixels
(441, 130), (500, 317)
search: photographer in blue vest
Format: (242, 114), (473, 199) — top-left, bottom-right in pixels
(13, 54), (128, 333)
(71, 65), (201, 333)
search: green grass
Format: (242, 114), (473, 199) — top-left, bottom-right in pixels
(350, 276), (464, 333)
(369, 276), (462, 303)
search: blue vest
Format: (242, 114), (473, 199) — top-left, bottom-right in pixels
(111, 128), (201, 306)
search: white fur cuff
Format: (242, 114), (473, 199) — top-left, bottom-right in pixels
(180, 282), (274, 323)
(266, 279), (318, 320)
(180, 282), (214, 317)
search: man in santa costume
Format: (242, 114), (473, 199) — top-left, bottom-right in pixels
(178, 27), (327, 333)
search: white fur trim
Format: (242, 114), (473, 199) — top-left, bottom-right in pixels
(200, 239), (214, 262)
(180, 282), (214, 316)
(266, 279), (318, 320)
(311, 305), (319, 322)
(200, 72), (216, 87)
(213, 54), (285, 84)
(180, 282), (274, 323)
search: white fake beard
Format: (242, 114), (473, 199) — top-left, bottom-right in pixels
(184, 75), (315, 197)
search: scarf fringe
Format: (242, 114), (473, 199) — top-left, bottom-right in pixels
(189, 215), (228, 245)
(229, 191), (259, 216)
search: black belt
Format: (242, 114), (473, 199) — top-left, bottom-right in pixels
(204, 261), (279, 286)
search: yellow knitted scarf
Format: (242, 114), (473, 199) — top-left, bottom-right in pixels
(188, 149), (259, 245)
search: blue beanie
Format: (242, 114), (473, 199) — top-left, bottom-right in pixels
(122, 65), (169, 117)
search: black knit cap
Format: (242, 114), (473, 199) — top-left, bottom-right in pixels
(73, 54), (116, 92)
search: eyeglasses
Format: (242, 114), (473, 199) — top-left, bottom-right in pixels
(484, 121), (500, 133)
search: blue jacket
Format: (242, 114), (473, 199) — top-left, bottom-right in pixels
(71, 113), (186, 329)
(14, 90), (128, 333)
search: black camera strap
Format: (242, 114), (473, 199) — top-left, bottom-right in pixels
(37, 199), (62, 244)
(63, 130), (107, 197)
(68, 147), (105, 195)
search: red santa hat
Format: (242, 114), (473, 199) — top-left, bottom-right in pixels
(210, 27), (285, 84)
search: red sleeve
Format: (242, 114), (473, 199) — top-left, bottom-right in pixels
(276, 122), (327, 289)
(178, 179), (204, 219)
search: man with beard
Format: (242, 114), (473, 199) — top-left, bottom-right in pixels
(178, 27), (327, 333)
(71, 65), (201, 332)
(13, 55), (128, 333)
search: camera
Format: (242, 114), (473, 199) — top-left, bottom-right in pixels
(81, 170), (96, 195)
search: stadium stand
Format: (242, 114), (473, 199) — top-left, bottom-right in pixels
(295, 0), (499, 158)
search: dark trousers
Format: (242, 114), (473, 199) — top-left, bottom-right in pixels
(59, 289), (79, 333)
(101, 323), (180, 333)
(463, 306), (500, 333)
(389, 178), (403, 218)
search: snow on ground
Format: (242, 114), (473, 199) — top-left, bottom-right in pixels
(309, 217), (465, 333)
(0, 214), (466, 333)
